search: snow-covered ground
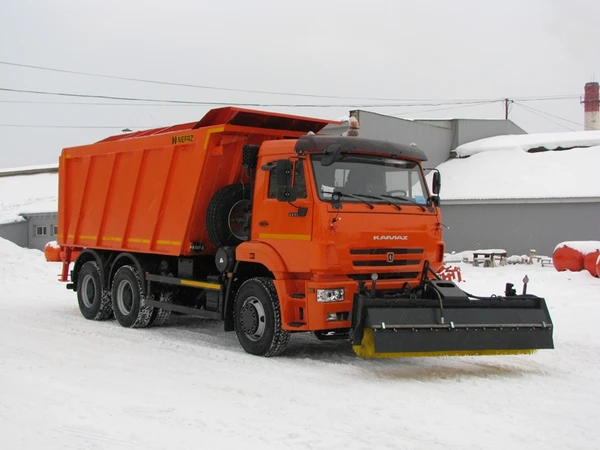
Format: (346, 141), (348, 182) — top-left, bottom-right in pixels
(1, 236), (599, 450)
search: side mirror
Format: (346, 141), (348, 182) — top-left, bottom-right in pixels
(432, 171), (441, 195)
(276, 186), (298, 202)
(321, 144), (341, 167)
(275, 160), (293, 186)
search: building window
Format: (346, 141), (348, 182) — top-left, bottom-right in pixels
(35, 226), (47, 236)
(52, 225), (59, 236)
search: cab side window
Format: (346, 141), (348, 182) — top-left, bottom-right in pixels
(267, 161), (307, 199)
(294, 162), (307, 198)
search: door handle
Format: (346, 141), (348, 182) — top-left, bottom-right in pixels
(258, 221), (269, 227)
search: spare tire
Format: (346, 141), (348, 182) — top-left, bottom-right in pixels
(206, 183), (252, 248)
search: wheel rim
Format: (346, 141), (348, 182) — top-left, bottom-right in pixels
(81, 274), (97, 308)
(116, 279), (134, 316)
(240, 296), (266, 341)
(228, 199), (251, 241)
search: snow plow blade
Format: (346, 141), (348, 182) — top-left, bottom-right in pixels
(351, 280), (554, 359)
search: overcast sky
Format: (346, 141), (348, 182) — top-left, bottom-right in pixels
(1, 0), (598, 168)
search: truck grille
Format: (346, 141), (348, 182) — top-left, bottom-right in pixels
(350, 248), (424, 255)
(353, 259), (421, 267)
(348, 272), (420, 281)
(350, 247), (423, 268)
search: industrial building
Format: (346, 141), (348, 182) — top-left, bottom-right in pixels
(437, 132), (600, 256)
(0, 165), (58, 251)
(323, 110), (524, 169)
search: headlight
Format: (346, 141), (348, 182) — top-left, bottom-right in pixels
(316, 288), (345, 303)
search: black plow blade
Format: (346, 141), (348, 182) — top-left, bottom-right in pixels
(352, 297), (554, 358)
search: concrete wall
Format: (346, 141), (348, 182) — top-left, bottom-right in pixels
(440, 201), (600, 256)
(454, 119), (526, 149)
(356, 111), (454, 169)
(0, 221), (28, 248)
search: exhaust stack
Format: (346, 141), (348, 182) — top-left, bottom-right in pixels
(582, 82), (600, 131)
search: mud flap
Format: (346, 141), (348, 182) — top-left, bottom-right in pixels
(352, 291), (554, 358)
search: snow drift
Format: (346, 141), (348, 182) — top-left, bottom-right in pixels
(453, 130), (600, 157)
(434, 145), (600, 200)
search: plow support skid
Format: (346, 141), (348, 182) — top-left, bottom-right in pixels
(352, 281), (554, 358)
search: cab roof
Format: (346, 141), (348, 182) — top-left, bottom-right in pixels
(294, 135), (428, 161)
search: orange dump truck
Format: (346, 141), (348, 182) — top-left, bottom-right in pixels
(53, 107), (554, 357)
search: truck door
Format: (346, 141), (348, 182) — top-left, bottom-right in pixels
(253, 159), (313, 273)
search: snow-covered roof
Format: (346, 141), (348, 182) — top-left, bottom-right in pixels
(0, 172), (58, 225)
(436, 144), (600, 201)
(453, 130), (600, 157)
(0, 163), (58, 176)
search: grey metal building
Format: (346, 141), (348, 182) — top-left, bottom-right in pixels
(0, 212), (59, 251)
(0, 165), (58, 251)
(440, 199), (600, 257)
(323, 111), (525, 168)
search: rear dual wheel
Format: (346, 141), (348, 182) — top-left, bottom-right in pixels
(77, 261), (113, 320)
(111, 265), (154, 328)
(76, 259), (171, 328)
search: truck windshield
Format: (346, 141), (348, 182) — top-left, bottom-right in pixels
(310, 154), (429, 205)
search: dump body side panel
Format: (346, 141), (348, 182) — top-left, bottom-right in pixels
(59, 127), (221, 256)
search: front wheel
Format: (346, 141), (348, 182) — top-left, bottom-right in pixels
(234, 278), (290, 357)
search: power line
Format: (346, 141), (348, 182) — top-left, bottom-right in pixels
(513, 101), (584, 127)
(388, 101), (498, 116)
(0, 86), (508, 108)
(0, 100), (204, 107)
(513, 103), (577, 131)
(0, 60), (489, 103)
(0, 60), (580, 104)
(0, 101), (586, 131)
(0, 124), (156, 129)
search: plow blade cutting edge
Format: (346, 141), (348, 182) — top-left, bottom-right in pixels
(351, 281), (554, 359)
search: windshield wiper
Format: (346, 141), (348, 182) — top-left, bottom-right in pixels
(324, 190), (374, 209)
(381, 194), (426, 211)
(351, 194), (402, 211)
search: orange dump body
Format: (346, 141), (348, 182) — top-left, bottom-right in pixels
(57, 107), (335, 257)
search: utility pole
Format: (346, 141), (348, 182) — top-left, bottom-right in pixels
(504, 98), (510, 120)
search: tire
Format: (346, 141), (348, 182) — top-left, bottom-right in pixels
(77, 261), (113, 320)
(234, 277), (290, 357)
(111, 265), (153, 328)
(206, 184), (251, 248)
(148, 291), (173, 327)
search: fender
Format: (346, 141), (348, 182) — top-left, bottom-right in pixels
(108, 252), (149, 295)
(72, 249), (109, 289)
(235, 241), (289, 278)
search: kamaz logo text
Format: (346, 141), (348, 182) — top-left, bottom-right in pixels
(373, 235), (408, 241)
